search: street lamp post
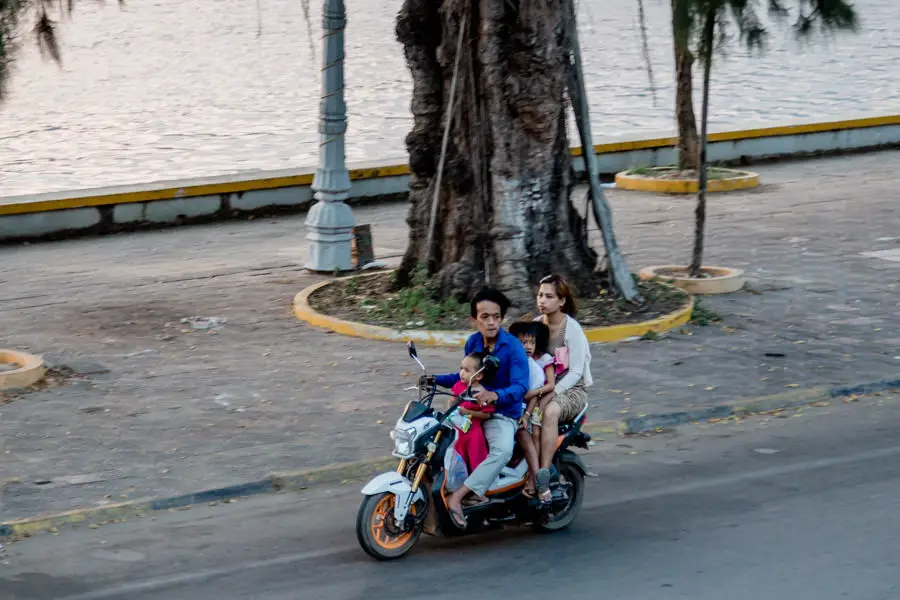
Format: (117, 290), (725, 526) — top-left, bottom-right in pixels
(305, 0), (355, 272)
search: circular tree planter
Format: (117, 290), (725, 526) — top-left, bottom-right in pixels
(615, 166), (759, 194)
(639, 265), (745, 295)
(293, 271), (695, 347)
(0, 349), (45, 390)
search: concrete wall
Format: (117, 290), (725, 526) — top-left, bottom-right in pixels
(1, 114), (898, 244)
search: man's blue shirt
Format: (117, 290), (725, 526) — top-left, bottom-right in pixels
(434, 328), (528, 420)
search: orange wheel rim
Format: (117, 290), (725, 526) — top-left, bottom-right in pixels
(370, 495), (415, 550)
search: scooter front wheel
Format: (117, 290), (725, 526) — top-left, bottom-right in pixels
(356, 492), (423, 561)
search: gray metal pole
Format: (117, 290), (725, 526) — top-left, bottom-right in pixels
(305, 0), (355, 272)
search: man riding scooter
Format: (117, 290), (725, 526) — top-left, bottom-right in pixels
(431, 287), (529, 529)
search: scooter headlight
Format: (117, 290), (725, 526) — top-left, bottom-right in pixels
(390, 425), (417, 458)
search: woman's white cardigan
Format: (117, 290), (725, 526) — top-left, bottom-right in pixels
(535, 314), (594, 395)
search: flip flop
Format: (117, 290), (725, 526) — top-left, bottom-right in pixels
(535, 468), (552, 504)
(449, 507), (468, 529)
(462, 495), (491, 509)
(522, 475), (536, 498)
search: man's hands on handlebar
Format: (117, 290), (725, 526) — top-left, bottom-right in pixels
(418, 374), (496, 408)
(473, 388), (498, 407)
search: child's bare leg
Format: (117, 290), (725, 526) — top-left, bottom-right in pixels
(531, 425), (542, 449)
(538, 392), (556, 414)
(517, 429), (540, 495)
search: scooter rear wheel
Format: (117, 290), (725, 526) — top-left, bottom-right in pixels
(356, 492), (423, 560)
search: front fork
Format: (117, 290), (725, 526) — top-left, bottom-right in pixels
(393, 430), (442, 526)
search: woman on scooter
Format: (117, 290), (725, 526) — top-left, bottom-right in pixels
(533, 274), (593, 502)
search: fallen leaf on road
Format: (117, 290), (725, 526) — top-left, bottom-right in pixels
(785, 384), (800, 388)
(705, 386), (716, 391)
(811, 401), (831, 407)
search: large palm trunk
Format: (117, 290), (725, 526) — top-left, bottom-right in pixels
(672, 0), (699, 171)
(395, 0), (598, 310)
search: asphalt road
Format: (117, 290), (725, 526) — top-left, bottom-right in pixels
(3, 393), (900, 600)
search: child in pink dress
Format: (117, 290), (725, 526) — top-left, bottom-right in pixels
(449, 352), (494, 472)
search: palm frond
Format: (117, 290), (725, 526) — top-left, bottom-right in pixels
(34, 8), (60, 63)
(672, 0), (857, 62)
(0, 0), (124, 102)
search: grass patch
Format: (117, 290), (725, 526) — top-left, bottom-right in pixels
(689, 300), (724, 326)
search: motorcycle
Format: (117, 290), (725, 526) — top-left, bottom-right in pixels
(356, 341), (592, 561)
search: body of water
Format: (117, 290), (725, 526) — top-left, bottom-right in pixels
(0, 0), (896, 196)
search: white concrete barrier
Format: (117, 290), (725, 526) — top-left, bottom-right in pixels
(1, 114), (898, 243)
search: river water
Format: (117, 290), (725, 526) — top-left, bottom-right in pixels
(0, 0), (896, 197)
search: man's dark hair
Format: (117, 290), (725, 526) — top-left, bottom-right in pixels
(469, 287), (512, 319)
(508, 320), (550, 356)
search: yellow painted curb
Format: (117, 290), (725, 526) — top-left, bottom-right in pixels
(576, 114), (900, 156)
(293, 273), (695, 347)
(614, 168), (760, 194)
(0, 164), (411, 217)
(0, 349), (45, 390)
(2, 115), (896, 217)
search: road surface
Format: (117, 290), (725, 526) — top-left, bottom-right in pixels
(3, 393), (900, 600)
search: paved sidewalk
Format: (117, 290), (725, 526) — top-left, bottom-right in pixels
(1, 151), (898, 521)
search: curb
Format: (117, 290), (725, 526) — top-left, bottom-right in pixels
(623, 378), (900, 433)
(0, 458), (400, 541)
(614, 168), (759, 194)
(3, 378), (896, 542)
(293, 272), (695, 347)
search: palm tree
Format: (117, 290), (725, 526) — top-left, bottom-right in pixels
(0, 1), (123, 102)
(668, 0), (859, 176)
(667, 0), (858, 277)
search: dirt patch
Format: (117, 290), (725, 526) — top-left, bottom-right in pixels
(628, 167), (739, 181)
(308, 272), (690, 330)
(655, 268), (716, 279)
(0, 367), (80, 404)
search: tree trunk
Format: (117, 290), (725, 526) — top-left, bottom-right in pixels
(564, 0), (641, 303)
(689, 11), (715, 278)
(395, 0), (598, 311)
(672, 0), (699, 172)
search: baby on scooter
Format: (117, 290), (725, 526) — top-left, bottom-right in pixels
(449, 352), (493, 472)
(510, 320), (556, 502)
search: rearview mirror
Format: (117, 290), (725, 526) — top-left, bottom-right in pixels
(483, 355), (500, 376)
(407, 341), (418, 359)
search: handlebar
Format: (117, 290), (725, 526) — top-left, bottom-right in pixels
(412, 378), (487, 427)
